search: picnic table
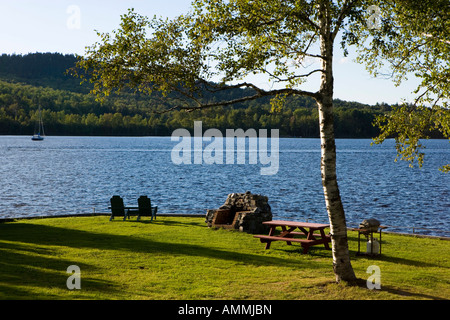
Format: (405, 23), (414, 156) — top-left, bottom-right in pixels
(254, 220), (331, 254)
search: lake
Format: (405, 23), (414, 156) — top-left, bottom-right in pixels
(0, 135), (448, 236)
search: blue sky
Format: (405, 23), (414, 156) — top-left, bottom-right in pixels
(0, 0), (421, 105)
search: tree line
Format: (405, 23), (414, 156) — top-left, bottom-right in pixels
(0, 53), (389, 137)
(0, 78), (389, 137)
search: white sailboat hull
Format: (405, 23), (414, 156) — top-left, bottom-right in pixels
(32, 134), (44, 141)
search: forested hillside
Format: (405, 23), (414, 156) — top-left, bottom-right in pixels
(0, 53), (390, 137)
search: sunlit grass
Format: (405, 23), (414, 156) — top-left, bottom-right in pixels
(0, 216), (448, 300)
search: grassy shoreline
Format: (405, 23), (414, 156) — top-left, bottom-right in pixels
(2, 213), (449, 240)
(0, 216), (448, 300)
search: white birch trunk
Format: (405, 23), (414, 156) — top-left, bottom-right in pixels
(316, 2), (357, 283)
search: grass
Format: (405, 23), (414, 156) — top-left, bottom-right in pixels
(0, 216), (449, 300)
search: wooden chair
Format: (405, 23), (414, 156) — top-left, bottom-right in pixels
(109, 196), (128, 221)
(136, 196), (158, 221)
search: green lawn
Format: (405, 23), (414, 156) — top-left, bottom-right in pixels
(0, 216), (448, 300)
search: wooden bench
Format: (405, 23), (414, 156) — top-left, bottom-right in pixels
(254, 235), (315, 245)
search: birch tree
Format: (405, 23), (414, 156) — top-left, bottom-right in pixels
(74, 0), (388, 283)
(348, 0), (450, 172)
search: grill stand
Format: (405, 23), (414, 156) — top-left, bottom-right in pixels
(356, 227), (387, 257)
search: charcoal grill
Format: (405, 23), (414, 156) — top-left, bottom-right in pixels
(356, 219), (386, 256)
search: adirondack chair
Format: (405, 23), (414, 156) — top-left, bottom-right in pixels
(136, 195), (158, 221)
(109, 195), (128, 221)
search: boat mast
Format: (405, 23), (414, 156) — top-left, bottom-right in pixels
(39, 105), (45, 136)
(35, 105), (44, 136)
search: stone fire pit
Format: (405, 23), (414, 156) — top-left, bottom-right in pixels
(205, 191), (272, 234)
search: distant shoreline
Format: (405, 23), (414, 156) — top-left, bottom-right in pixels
(1, 135), (449, 143)
(2, 212), (448, 241)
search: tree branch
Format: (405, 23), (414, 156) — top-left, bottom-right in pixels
(152, 81), (319, 113)
(332, 0), (356, 40)
(257, 68), (325, 83)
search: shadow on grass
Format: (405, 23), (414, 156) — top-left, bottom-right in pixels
(347, 278), (447, 300)
(346, 234), (444, 268)
(278, 245), (333, 257)
(116, 217), (204, 228)
(0, 223), (316, 267)
(350, 252), (442, 268)
(380, 285), (447, 300)
(0, 221), (320, 298)
(0, 240), (118, 299)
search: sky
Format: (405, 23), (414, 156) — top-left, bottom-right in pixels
(0, 0), (422, 105)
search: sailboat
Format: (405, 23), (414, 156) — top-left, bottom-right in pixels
(31, 106), (45, 141)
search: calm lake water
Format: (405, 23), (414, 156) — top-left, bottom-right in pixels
(0, 135), (449, 236)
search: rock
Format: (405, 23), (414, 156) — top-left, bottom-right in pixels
(205, 192), (272, 234)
